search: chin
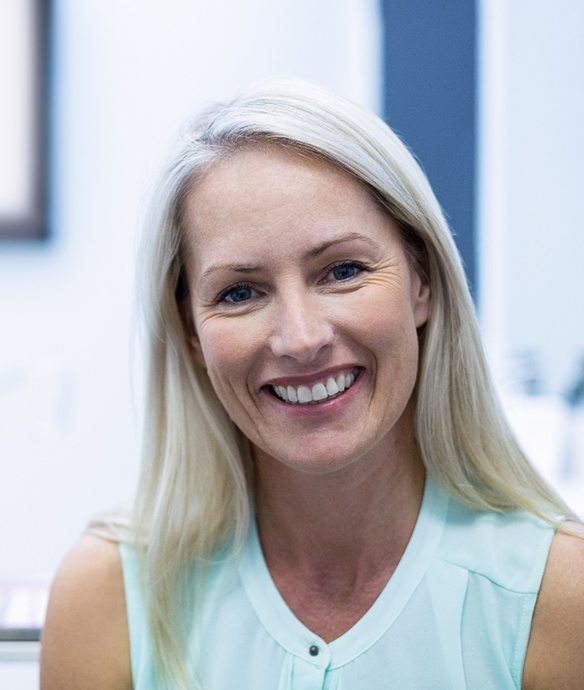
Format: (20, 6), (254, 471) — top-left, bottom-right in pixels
(253, 438), (370, 477)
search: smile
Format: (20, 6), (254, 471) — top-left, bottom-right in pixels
(270, 368), (361, 405)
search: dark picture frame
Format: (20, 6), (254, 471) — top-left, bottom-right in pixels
(0, 0), (50, 240)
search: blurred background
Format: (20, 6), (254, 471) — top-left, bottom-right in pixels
(0, 0), (582, 685)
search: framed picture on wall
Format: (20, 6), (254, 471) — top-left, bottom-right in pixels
(0, 0), (49, 240)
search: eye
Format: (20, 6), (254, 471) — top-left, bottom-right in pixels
(219, 284), (257, 304)
(326, 261), (365, 282)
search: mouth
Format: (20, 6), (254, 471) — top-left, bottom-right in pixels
(267, 367), (362, 405)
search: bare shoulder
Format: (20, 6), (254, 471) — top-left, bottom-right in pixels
(523, 521), (584, 690)
(40, 534), (132, 690)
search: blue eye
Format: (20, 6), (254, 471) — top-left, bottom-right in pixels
(330, 262), (362, 281)
(221, 285), (255, 304)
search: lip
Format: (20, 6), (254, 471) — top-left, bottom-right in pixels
(260, 367), (366, 415)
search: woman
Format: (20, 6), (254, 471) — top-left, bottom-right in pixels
(41, 80), (584, 690)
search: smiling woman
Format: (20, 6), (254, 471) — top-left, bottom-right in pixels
(40, 80), (584, 690)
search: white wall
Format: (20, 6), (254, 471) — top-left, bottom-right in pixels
(479, 0), (584, 396)
(478, 0), (584, 512)
(505, 0), (584, 395)
(0, 0), (382, 583)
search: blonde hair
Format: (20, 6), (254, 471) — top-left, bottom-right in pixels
(129, 78), (573, 687)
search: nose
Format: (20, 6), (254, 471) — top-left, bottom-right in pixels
(268, 289), (334, 364)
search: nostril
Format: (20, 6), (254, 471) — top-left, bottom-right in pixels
(268, 320), (334, 362)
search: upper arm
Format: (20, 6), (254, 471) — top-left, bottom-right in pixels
(40, 534), (132, 690)
(523, 521), (584, 690)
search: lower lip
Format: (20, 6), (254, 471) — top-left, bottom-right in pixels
(262, 371), (366, 417)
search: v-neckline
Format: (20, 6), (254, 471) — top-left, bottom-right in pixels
(238, 476), (449, 670)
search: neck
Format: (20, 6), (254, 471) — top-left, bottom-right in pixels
(253, 433), (426, 584)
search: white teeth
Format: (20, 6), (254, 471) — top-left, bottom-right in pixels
(312, 383), (328, 401)
(272, 369), (359, 405)
(326, 377), (339, 396)
(297, 385), (312, 404)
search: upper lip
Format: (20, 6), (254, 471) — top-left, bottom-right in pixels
(263, 365), (362, 389)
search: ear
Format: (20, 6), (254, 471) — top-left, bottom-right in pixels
(411, 270), (431, 328)
(176, 272), (207, 370)
(179, 307), (207, 369)
(188, 332), (207, 370)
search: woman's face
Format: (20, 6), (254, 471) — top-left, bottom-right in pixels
(183, 145), (430, 475)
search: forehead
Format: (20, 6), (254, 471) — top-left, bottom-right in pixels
(185, 144), (376, 223)
(182, 144), (399, 272)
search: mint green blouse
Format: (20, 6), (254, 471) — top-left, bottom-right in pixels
(119, 477), (555, 689)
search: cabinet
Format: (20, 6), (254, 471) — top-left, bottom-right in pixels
(0, 642), (39, 690)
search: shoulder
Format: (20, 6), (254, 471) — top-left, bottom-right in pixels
(439, 499), (554, 593)
(40, 534), (132, 690)
(523, 521), (584, 690)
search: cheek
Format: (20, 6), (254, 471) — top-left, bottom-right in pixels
(352, 294), (421, 388)
(350, 287), (419, 345)
(201, 335), (242, 384)
(197, 319), (263, 391)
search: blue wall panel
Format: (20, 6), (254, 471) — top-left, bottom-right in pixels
(381, 0), (477, 295)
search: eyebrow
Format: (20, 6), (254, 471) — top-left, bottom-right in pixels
(307, 232), (378, 258)
(200, 232), (379, 282)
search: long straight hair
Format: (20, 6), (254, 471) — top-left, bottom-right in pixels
(126, 79), (573, 688)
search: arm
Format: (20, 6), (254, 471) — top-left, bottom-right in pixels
(522, 521), (584, 690)
(40, 534), (132, 690)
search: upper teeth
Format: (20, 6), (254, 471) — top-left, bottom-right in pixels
(272, 370), (357, 405)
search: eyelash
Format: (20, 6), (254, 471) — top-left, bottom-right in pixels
(216, 261), (367, 305)
(217, 282), (258, 305)
(322, 260), (367, 284)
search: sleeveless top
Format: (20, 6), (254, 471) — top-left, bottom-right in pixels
(119, 477), (555, 689)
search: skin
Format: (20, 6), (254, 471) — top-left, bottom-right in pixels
(522, 522), (584, 689)
(40, 534), (131, 690)
(40, 145), (584, 688)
